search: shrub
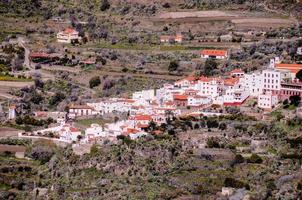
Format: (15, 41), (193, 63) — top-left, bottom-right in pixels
(247, 153), (263, 164)
(30, 146), (54, 164)
(297, 179), (302, 191)
(100, 0), (110, 11)
(89, 76), (101, 88)
(224, 177), (250, 189)
(206, 137), (220, 148)
(203, 58), (217, 76)
(168, 60), (179, 72)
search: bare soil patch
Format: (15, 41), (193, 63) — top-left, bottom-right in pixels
(0, 127), (20, 138)
(157, 10), (238, 19)
(232, 18), (294, 29)
(0, 144), (26, 153)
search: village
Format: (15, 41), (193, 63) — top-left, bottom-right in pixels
(0, 1), (302, 198)
(9, 29), (301, 149)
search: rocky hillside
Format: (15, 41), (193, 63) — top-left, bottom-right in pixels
(0, 0), (301, 18)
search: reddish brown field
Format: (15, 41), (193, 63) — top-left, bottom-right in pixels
(0, 127), (20, 138)
(0, 144), (25, 153)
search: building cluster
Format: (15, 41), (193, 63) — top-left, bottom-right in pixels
(22, 44), (302, 144)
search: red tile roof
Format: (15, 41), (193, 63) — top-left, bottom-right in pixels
(275, 63), (302, 74)
(224, 77), (239, 86)
(230, 68), (244, 74)
(173, 94), (188, 100)
(70, 127), (79, 132)
(201, 49), (228, 57)
(199, 76), (214, 82)
(64, 28), (77, 34)
(133, 115), (152, 121)
(137, 123), (149, 128)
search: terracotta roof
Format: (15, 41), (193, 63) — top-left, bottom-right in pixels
(201, 49), (228, 57)
(153, 130), (163, 135)
(64, 28), (77, 34)
(133, 115), (152, 121)
(275, 63), (302, 74)
(184, 76), (196, 81)
(137, 123), (149, 128)
(173, 94), (188, 100)
(199, 76), (214, 82)
(69, 127), (79, 132)
(230, 68), (244, 74)
(224, 77), (239, 86)
(126, 128), (139, 134)
(117, 99), (135, 103)
(165, 101), (174, 106)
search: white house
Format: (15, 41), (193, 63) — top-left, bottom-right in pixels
(297, 47), (302, 55)
(8, 105), (16, 120)
(195, 76), (223, 98)
(133, 89), (156, 102)
(187, 95), (212, 107)
(200, 49), (228, 59)
(223, 78), (249, 106)
(230, 69), (245, 78)
(258, 92), (278, 110)
(59, 124), (82, 142)
(243, 71), (263, 97)
(262, 69), (281, 94)
(57, 28), (80, 43)
(69, 104), (98, 119)
(84, 124), (106, 143)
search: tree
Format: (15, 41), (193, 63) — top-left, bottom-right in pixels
(168, 60), (179, 72)
(49, 92), (65, 106)
(206, 137), (220, 148)
(218, 122), (227, 130)
(203, 58), (217, 76)
(247, 153), (263, 164)
(296, 69), (302, 81)
(289, 95), (301, 107)
(30, 146), (54, 164)
(89, 76), (101, 88)
(100, 0), (110, 11)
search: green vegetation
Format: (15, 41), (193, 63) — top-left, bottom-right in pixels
(89, 76), (101, 88)
(76, 118), (108, 127)
(0, 75), (32, 82)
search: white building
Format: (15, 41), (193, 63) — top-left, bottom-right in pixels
(200, 49), (228, 59)
(133, 89), (156, 102)
(59, 125), (82, 142)
(187, 95), (212, 107)
(84, 124), (106, 143)
(194, 76), (223, 98)
(262, 69), (281, 93)
(69, 104), (98, 119)
(222, 78), (249, 106)
(258, 92), (278, 110)
(297, 47), (302, 55)
(243, 71), (263, 97)
(57, 28), (80, 43)
(8, 105), (16, 120)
